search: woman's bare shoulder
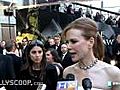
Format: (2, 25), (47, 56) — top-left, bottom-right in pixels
(100, 61), (120, 81)
(64, 63), (78, 71)
(105, 65), (120, 78)
(97, 61), (120, 72)
(63, 63), (78, 78)
(100, 61), (120, 74)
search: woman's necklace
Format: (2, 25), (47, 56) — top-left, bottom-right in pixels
(79, 58), (98, 70)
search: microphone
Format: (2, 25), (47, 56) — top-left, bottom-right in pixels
(66, 73), (75, 81)
(57, 74), (77, 90)
(82, 78), (92, 90)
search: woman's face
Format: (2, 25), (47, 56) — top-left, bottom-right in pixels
(29, 46), (43, 64)
(45, 51), (53, 63)
(65, 29), (92, 62)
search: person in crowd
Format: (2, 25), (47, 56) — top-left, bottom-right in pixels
(74, 8), (83, 19)
(112, 34), (120, 69)
(44, 37), (56, 50)
(16, 42), (23, 57)
(93, 12), (103, 22)
(21, 37), (29, 64)
(13, 41), (22, 57)
(60, 43), (75, 69)
(48, 37), (55, 47)
(66, 4), (74, 15)
(54, 34), (62, 56)
(45, 48), (63, 80)
(85, 10), (92, 19)
(0, 40), (7, 55)
(62, 17), (120, 90)
(5, 40), (23, 76)
(17, 39), (58, 90)
(103, 36), (115, 64)
(116, 17), (120, 28)
(0, 53), (17, 90)
(105, 16), (114, 26)
(22, 37), (29, 50)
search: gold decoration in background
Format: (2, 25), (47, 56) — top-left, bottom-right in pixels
(28, 8), (39, 31)
(16, 33), (38, 43)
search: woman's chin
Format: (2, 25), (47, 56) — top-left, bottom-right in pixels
(34, 61), (41, 64)
(71, 57), (79, 62)
(72, 59), (79, 63)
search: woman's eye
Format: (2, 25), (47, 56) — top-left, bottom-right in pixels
(70, 40), (78, 44)
(31, 51), (36, 54)
(31, 51), (42, 54)
(38, 51), (42, 53)
(46, 54), (50, 56)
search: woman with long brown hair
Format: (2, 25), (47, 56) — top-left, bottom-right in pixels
(17, 40), (58, 90)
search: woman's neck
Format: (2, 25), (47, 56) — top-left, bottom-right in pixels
(79, 54), (96, 67)
(78, 55), (98, 70)
(32, 63), (41, 70)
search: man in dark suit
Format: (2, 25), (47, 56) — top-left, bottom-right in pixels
(54, 34), (62, 56)
(0, 54), (17, 90)
(60, 43), (75, 69)
(5, 40), (23, 76)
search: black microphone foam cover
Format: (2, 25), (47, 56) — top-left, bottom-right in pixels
(82, 78), (92, 90)
(66, 74), (75, 81)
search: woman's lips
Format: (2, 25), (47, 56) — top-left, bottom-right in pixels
(69, 52), (76, 57)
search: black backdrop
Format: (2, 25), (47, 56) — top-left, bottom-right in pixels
(16, 6), (120, 37)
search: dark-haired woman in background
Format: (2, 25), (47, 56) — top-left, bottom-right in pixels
(46, 48), (63, 80)
(17, 40), (58, 90)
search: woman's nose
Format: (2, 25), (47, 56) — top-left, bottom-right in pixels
(36, 52), (40, 56)
(67, 43), (72, 51)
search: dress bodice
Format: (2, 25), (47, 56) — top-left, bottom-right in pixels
(63, 60), (120, 90)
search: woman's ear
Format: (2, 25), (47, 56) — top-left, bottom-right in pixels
(88, 37), (94, 48)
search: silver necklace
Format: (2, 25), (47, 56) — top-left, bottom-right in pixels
(79, 59), (98, 70)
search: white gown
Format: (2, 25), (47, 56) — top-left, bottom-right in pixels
(63, 60), (120, 90)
